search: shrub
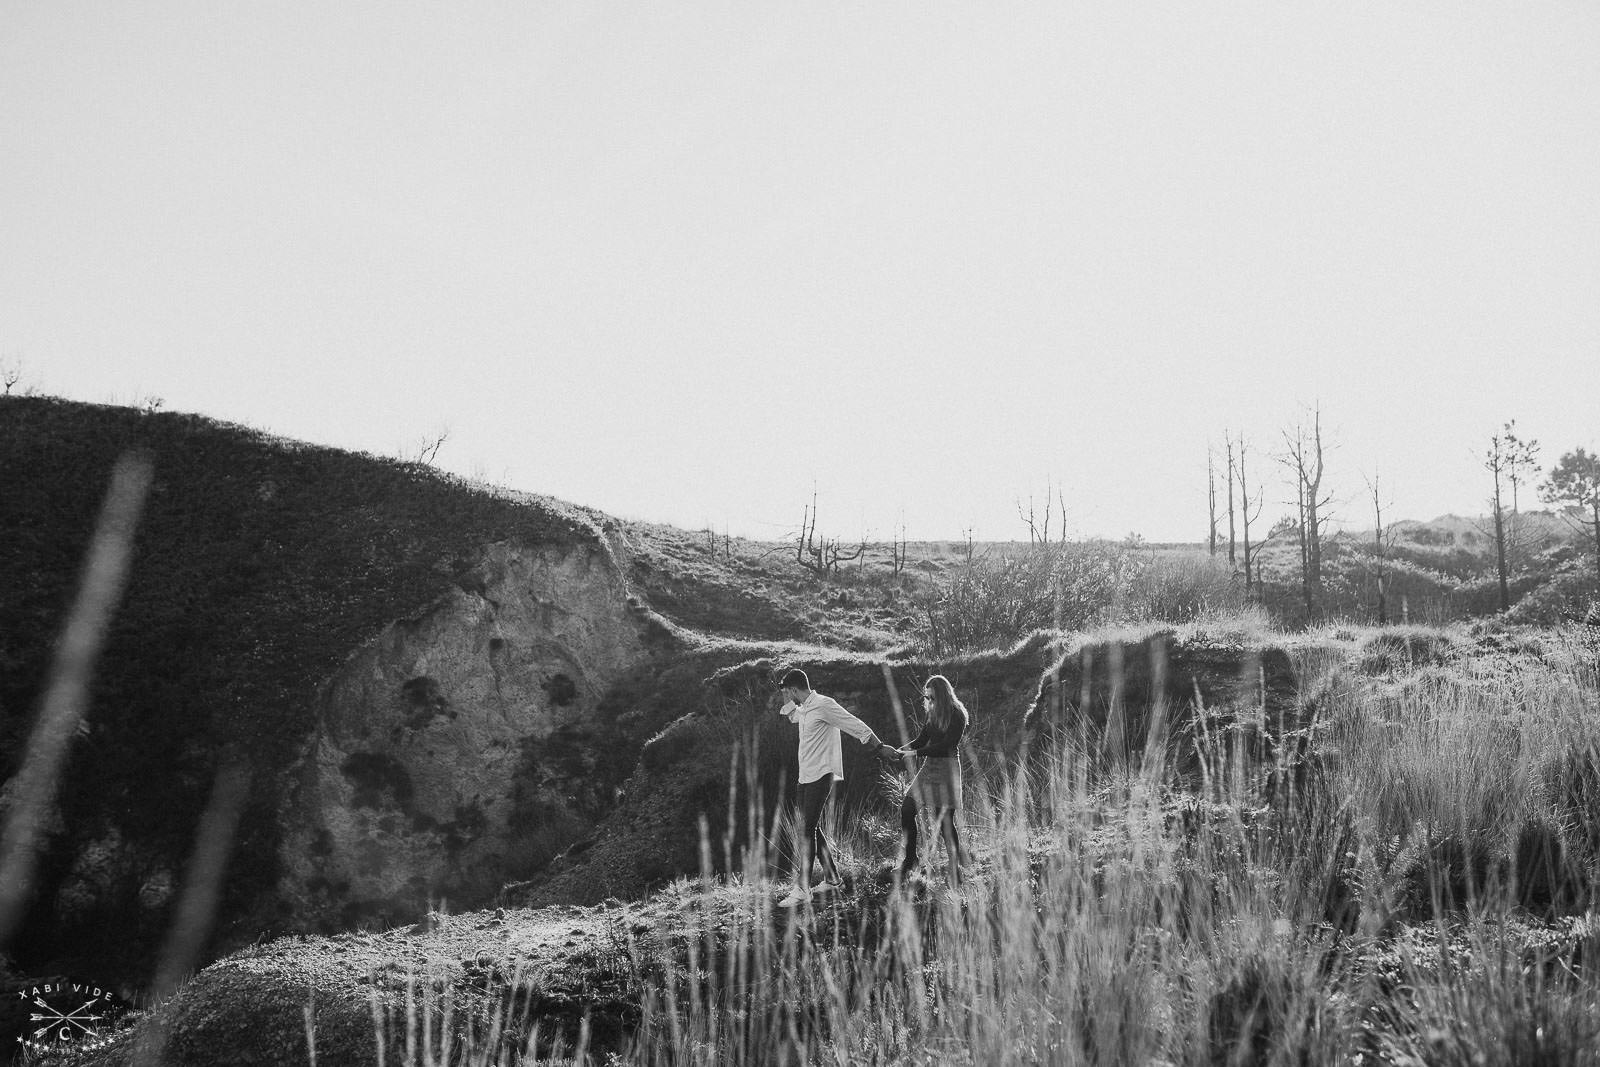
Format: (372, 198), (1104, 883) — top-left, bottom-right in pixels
(912, 541), (1140, 654)
(1505, 571), (1600, 626)
(913, 544), (1244, 654)
(1123, 551), (1244, 624)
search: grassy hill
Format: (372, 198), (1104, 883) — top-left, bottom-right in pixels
(1, 397), (638, 984)
(0, 396), (940, 993)
(1240, 510), (1593, 628)
(6, 396), (1600, 1065)
(4, 395), (1595, 1035)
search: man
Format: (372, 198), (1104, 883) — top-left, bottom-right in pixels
(774, 668), (899, 907)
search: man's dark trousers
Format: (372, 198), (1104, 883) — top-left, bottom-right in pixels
(796, 777), (839, 886)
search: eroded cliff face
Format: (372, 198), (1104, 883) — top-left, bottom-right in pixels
(278, 539), (656, 930)
(512, 629), (1337, 907)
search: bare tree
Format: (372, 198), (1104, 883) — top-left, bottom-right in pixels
(408, 426), (450, 466)
(1016, 495), (1042, 545)
(797, 490), (820, 569)
(796, 489), (865, 578)
(1225, 433), (1238, 566)
(890, 512), (910, 577)
(1017, 478), (1066, 545)
(1363, 468), (1395, 625)
(1280, 407), (1333, 620)
(828, 538), (865, 575)
(1, 357), (22, 396)
(1237, 437), (1270, 595)
(1206, 444), (1219, 557)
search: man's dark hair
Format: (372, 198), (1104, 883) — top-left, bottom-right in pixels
(778, 668), (810, 691)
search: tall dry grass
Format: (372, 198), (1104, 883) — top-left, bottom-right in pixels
(356, 625), (1600, 1066)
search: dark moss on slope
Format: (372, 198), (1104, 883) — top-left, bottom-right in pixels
(1022, 628), (1310, 781)
(0, 397), (603, 988)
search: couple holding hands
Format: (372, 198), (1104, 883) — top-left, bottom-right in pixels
(773, 668), (968, 907)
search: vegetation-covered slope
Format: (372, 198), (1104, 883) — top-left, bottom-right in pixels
(2, 397), (888, 992)
(1248, 510), (1594, 627)
(1, 397), (642, 983)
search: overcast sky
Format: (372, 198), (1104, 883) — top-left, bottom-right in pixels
(4, 2), (1596, 543)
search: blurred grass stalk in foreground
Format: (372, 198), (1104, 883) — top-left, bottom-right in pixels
(0, 450), (153, 949)
(0, 445), (261, 1065)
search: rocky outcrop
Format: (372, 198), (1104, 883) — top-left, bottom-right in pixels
(278, 539), (665, 932)
(4, 397), (709, 990)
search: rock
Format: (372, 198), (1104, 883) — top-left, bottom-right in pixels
(277, 540), (659, 933)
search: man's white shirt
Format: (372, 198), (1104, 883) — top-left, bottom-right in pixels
(780, 692), (878, 784)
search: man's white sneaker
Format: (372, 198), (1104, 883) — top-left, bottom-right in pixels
(810, 880), (841, 898)
(777, 887), (809, 907)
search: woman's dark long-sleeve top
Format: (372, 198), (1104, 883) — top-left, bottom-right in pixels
(907, 708), (967, 758)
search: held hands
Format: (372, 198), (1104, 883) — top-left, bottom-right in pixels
(873, 742), (906, 763)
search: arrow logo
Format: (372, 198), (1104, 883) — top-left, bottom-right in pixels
(27, 996), (104, 1034)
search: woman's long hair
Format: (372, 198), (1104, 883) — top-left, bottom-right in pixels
(924, 674), (969, 733)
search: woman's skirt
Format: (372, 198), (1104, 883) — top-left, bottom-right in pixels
(908, 756), (963, 811)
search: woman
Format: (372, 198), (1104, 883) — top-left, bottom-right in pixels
(894, 674), (968, 886)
